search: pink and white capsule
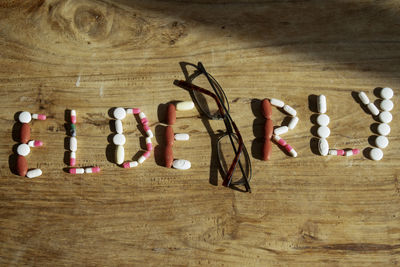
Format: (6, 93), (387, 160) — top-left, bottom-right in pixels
(132, 108), (141, 114)
(141, 117), (149, 125)
(70, 110), (77, 123)
(70, 152), (76, 166)
(146, 137), (153, 151)
(32, 113), (46, 120)
(328, 149), (345, 156)
(285, 144), (297, 157)
(85, 166), (100, 173)
(345, 149), (360, 156)
(138, 151), (151, 164)
(123, 161), (138, 168)
(139, 112), (146, 120)
(273, 135), (287, 146)
(28, 140), (43, 147)
(69, 168), (84, 174)
(146, 129), (153, 138)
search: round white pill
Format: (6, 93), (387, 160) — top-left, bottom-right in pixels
(380, 87), (393, 99)
(26, 168), (42, 178)
(113, 134), (126, 146)
(316, 114), (330, 126)
(113, 107), (127, 120)
(380, 99), (393, 111)
(17, 144), (30, 156)
(19, 111), (32, 123)
(375, 136), (389, 149)
(378, 111), (392, 123)
(370, 148), (383, 161)
(172, 159), (191, 170)
(317, 126), (330, 138)
(377, 123), (390, 136)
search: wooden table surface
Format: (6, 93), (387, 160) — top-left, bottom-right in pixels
(0, 0), (399, 265)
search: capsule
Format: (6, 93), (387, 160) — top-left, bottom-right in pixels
(367, 103), (379, 116)
(20, 123), (31, 144)
(70, 151), (76, 166)
(113, 134), (126, 146)
(317, 95), (327, 113)
(146, 130), (154, 138)
(283, 105), (297, 116)
(123, 161), (138, 168)
(32, 113), (46, 120)
(70, 137), (77, 152)
(138, 151), (151, 164)
(17, 144), (30, 156)
(165, 145), (173, 168)
(176, 101), (195, 111)
(287, 116), (299, 130)
(318, 138), (329, 156)
(264, 119), (274, 139)
(273, 135), (287, 146)
(85, 166), (100, 173)
(26, 168), (42, 178)
(262, 138), (272, 161)
(139, 112), (146, 120)
(285, 144), (297, 157)
(172, 159), (191, 170)
(269, 98), (284, 108)
(17, 155), (28, 176)
(328, 149), (345, 156)
(174, 133), (189, 141)
(18, 111), (32, 123)
(132, 108), (141, 114)
(70, 123), (76, 137)
(141, 117), (149, 126)
(146, 137), (153, 151)
(69, 168), (85, 174)
(28, 140), (43, 147)
(167, 103), (176, 125)
(274, 126), (288, 136)
(115, 145), (124, 165)
(126, 108), (133, 114)
(261, 99), (272, 119)
(345, 149), (360, 156)
(115, 119), (123, 134)
(358, 92), (370, 105)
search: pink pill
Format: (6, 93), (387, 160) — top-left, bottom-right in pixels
(141, 118), (149, 125)
(132, 108), (141, 114)
(143, 124), (150, 131)
(146, 142), (153, 151)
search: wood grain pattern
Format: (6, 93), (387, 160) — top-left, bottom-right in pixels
(0, 0), (399, 265)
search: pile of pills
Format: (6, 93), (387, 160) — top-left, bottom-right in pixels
(67, 110), (100, 174)
(16, 111), (46, 178)
(164, 101), (193, 170)
(358, 87), (394, 161)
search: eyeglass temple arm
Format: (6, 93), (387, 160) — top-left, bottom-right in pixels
(173, 80), (225, 116)
(221, 121), (243, 185)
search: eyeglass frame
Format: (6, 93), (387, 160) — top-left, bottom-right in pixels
(173, 62), (252, 192)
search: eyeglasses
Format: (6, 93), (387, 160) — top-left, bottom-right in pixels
(174, 62), (252, 193)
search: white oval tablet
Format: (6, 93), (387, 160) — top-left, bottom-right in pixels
(172, 159), (191, 170)
(380, 87), (393, 99)
(113, 107), (127, 120)
(274, 126), (289, 136)
(176, 101), (195, 111)
(317, 95), (327, 113)
(288, 116), (299, 130)
(17, 144), (30, 156)
(70, 137), (77, 152)
(26, 168), (42, 178)
(370, 148), (383, 161)
(174, 133), (189, 141)
(317, 126), (330, 138)
(367, 103), (379, 116)
(318, 138), (329, 156)
(378, 111), (392, 123)
(380, 99), (393, 111)
(269, 98), (284, 108)
(375, 136), (389, 149)
(113, 134), (126, 146)
(19, 111), (32, 123)
(377, 123), (390, 136)
(316, 114), (330, 126)
(358, 91), (370, 105)
(283, 105), (297, 116)
(115, 120), (123, 134)
(115, 145), (124, 165)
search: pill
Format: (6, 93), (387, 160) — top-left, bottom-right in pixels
(328, 149), (345, 156)
(174, 133), (189, 141)
(143, 124), (150, 132)
(380, 99), (393, 111)
(138, 151), (151, 164)
(317, 95), (327, 113)
(113, 134), (126, 146)
(146, 137), (153, 151)
(285, 144), (297, 157)
(69, 168), (85, 174)
(126, 108), (133, 114)
(261, 99), (272, 119)
(115, 119), (123, 134)
(318, 138), (329, 156)
(17, 155), (28, 176)
(26, 168), (42, 178)
(316, 114), (330, 126)
(70, 123), (76, 137)
(380, 87), (393, 99)
(283, 105), (297, 116)
(378, 111), (392, 123)
(85, 166), (100, 173)
(262, 138), (272, 161)
(173, 159), (191, 170)
(70, 151), (76, 166)
(19, 111), (32, 123)
(17, 144), (30, 156)
(264, 119), (274, 139)
(139, 112), (146, 120)
(115, 145), (124, 165)
(274, 126), (289, 136)
(167, 103), (176, 125)
(146, 129), (154, 138)
(113, 107), (126, 120)
(375, 135), (389, 149)
(269, 98), (284, 108)
(358, 91), (370, 105)
(176, 101), (195, 111)
(377, 123), (390, 136)
(132, 108), (141, 114)
(138, 156), (146, 164)
(273, 135), (287, 146)
(367, 103), (379, 116)
(317, 126), (330, 138)
(70, 110), (77, 123)
(370, 148), (383, 161)
(28, 140), (43, 147)
(165, 145), (173, 168)
(123, 161), (138, 168)
(345, 149), (360, 156)
(141, 117), (149, 125)
(70, 137), (77, 152)
(32, 114), (46, 120)
(20, 123), (30, 144)
(288, 116), (299, 130)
